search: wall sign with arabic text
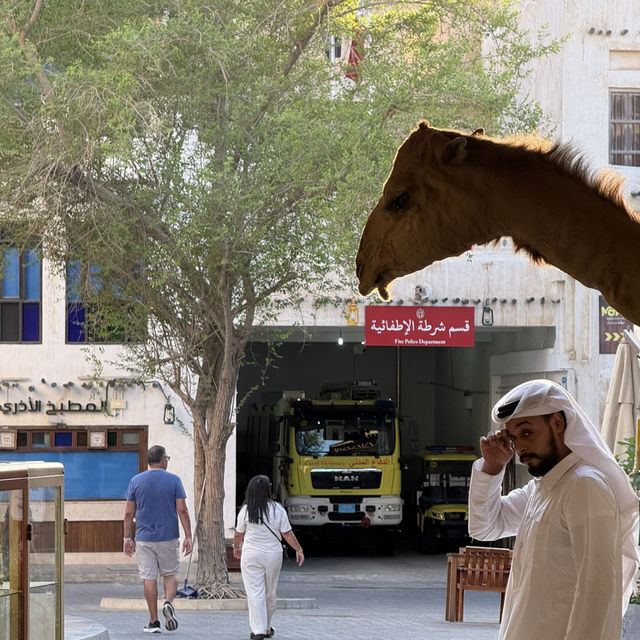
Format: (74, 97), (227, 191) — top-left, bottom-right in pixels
(365, 306), (474, 347)
(0, 398), (107, 415)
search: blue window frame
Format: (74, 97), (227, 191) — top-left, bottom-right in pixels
(0, 428), (144, 499)
(66, 260), (142, 343)
(0, 246), (41, 342)
(0, 451), (139, 499)
(66, 260), (96, 342)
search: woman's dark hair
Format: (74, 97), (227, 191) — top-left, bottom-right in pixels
(243, 475), (273, 524)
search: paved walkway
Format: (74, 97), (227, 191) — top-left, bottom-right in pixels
(66, 615), (111, 640)
(65, 552), (640, 639)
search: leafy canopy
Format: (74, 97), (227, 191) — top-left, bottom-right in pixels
(0, 0), (560, 363)
(0, 0), (561, 593)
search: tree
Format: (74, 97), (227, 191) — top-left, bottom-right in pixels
(0, 0), (559, 595)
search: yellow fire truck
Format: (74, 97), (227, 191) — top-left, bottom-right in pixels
(246, 382), (403, 551)
(416, 446), (476, 553)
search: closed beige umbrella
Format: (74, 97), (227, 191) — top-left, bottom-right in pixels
(601, 341), (640, 459)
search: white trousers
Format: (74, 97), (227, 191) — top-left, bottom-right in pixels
(240, 549), (283, 635)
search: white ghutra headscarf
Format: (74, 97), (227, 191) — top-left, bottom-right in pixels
(492, 379), (640, 612)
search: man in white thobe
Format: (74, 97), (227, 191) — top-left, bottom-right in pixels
(469, 379), (639, 640)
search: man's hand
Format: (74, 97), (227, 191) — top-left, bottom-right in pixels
(480, 429), (514, 475)
(182, 536), (193, 555)
(123, 538), (135, 557)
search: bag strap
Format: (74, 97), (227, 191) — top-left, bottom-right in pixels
(260, 513), (288, 549)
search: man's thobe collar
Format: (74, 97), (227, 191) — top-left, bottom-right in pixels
(535, 452), (579, 491)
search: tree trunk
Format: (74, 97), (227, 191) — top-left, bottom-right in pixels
(194, 435), (241, 597)
(192, 340), (246, 598)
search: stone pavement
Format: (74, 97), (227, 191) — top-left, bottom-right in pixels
(65, 552), (640, 640)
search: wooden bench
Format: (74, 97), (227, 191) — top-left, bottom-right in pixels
(446, 546), (513, 622)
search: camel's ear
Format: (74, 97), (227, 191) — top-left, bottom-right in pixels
(472, 128), (485, 136)
(441, 136), (467, 165)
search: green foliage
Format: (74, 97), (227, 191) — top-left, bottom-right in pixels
(616, 436), (640, 492)
(0, 0), (562, 588)
(616, 436), (640, 604)
(0, 2), (560, 315)
(615, 436), (640, 604)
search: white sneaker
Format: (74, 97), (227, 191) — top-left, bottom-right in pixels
(162, 601), (178, 631)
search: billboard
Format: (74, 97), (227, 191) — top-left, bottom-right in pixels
(599, 295), (633, 354)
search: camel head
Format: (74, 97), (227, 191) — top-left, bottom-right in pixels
(355, 121), (486, 299)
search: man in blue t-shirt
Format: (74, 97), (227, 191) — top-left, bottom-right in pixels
(124, 445), (193, 634)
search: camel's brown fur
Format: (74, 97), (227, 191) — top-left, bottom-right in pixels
(356, 121), (640, 324)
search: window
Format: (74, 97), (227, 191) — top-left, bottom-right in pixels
(66, 260), (144, 343)
(0, 246), (41, 342)
(0, 427), (145, 499)
(325, 35), (342, 62)
(610, 90), (640, 166)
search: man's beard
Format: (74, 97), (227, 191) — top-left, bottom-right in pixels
(521, 444), (563, 477)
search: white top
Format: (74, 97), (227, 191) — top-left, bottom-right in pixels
(469, 453), (623, 640)
(236, 501), (292, 554)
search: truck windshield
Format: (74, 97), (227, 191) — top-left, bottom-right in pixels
(290, 404), (396, 457)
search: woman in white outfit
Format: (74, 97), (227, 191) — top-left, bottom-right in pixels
(233, 475), (304, 640)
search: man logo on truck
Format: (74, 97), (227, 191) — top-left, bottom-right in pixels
(334, 474), (360, 483)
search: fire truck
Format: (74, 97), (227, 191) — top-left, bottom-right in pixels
(245, 381), (403, 550)
(416, 446), (476, 553)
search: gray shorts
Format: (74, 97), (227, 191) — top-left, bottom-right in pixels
(135, 539), (180, 580)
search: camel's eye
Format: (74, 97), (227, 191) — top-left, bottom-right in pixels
(389, 192), (410, 212)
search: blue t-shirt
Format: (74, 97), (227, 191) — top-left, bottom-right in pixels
(125, 469), (186, 542)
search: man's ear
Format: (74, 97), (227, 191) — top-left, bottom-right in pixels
(550, 412), (566, 434)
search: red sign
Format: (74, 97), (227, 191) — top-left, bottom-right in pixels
(365, 306), (474, 347)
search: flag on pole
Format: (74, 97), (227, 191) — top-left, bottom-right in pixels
(346, 32), (364, 80)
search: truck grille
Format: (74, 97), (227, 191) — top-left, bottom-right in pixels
(310, 468), (382, 490)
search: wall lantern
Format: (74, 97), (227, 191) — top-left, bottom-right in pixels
(482, 302), (494, 327)
(153, 381), (176, 424)
(163, 402), (175, 425)
(346, 302), (359, 325)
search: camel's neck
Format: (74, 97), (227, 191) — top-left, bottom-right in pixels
(471, 164), (640, 292)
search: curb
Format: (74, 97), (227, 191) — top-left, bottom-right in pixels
(99, 597), (317, 611)
(65, 567), (243, 585)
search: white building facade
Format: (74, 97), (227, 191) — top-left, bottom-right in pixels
(0, 256), (237, 561)
(237, 0), (640, 492)
(0, 0), (638, 561)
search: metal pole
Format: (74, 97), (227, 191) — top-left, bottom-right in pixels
(396, 346), (401, 414)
